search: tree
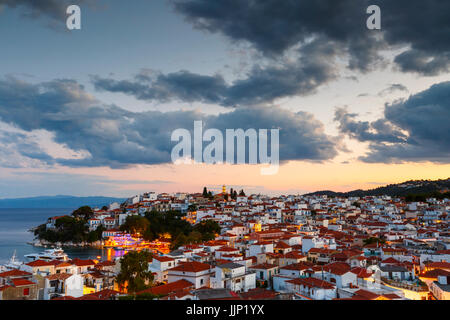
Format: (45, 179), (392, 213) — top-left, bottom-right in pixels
(202, 187), (208, 197)
(171, 233), (188, 250)
(192, 220), (221, 241)
(116, 250), (154, 293)
(72, 206), (94, 220)
(87, 225), (106, 243)
(188, 204), (197, 211)
(239, 189), (246, 196)
(363, 237), (386, 246)
(120, 215), (150, 235)
(101, 205), (108, 211)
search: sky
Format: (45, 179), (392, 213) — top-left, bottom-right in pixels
(0, 0), (449, 198)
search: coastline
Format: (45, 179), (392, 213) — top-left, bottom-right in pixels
(27, 239), (104, 249)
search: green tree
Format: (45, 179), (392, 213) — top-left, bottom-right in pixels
(188, 204), (197, 211)
(192, 220), (221, 241)
(87, 225), (106, 243)
(202, 187), (208, 197)
(363, 237), (386, 246)
(72, 206), (94, 220)
(120, 215), (150, 235)
(116, 250), (154, 293)
(171, 233), (188, 250)
(239, 189), (246, 196)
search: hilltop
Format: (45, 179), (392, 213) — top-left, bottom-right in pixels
(304, 178), (450, 198)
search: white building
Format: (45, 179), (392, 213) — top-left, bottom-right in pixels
(211, 262), (256, 293)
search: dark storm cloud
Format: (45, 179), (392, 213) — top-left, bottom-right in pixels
(93, 36), (340, 107)
(0, 0), (91, 25)
(94, 0), (450, 106)
(394, 50), (450, 76)
(0, 77), (339, 168)
(172, 0), (450, 75)
(334, 107), (407, 144)
(335, 81), (450, 163)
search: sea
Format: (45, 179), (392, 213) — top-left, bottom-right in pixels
(0, 208), (111, 264)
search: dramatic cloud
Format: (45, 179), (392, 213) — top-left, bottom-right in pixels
(92, 0), (450, 107)
(172, 0), (450, 75)
(334, 107), (407, 144)
(93, 37), (340, 107)
(0, 77), (339, 168)
(0, 0), (91, 26)
(335, 81), (450, 163)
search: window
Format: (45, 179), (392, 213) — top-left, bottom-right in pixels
(200, 279), (204, 285)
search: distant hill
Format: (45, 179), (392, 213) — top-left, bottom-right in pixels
(0, 195), (126, 208)
(304, 178), (450, 198)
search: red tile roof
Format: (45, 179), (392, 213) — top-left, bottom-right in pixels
(137, 279), (194, 296)
(287, 277), (335, 289)
(11, 278), (36, 287)
(0, 269), (32, 278)
(26, 260), (55, 267)
(169, 261), (211, 273)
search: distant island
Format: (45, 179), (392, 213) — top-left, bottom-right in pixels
(0, 195), (126, 209)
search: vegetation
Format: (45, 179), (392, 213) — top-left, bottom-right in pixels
(363, 237), (386, 246)
(405, 191), (450, 202)
(120, 215), (150, 235)
(142, 210), (221, 249)
(305, 178), (450, 198)
(34, 203), (221, 248)
(72, 206), (95, 220)
(34, 207), (105, 244)
(116, 250), (154, 293)
(118, 292), (164, 300)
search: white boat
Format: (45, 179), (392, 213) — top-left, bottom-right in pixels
(24, 247), (69, 262)
(0, 250), (23, 271)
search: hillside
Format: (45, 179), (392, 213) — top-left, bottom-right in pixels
(304, 178), (450, 198)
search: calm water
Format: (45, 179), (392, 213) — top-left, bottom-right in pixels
(0, 208), (109, 264)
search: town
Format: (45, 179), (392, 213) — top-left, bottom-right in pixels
(0, 185), (449, 300)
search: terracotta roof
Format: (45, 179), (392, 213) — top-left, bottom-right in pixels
(46, 273), (73, 281)
(153, 255), (175, 262)
(249, 263), (278, 270)
(286, 277), (335, 289)
(238, 288), (277, 300)
(0, 269), (32, 278)
(83, 289), (121, 300)
(322, 262), (351, 275)
(137, 279), (194, 296)
(421, 269), (450, 278)
(26, 260), (55, 267)
(425, 261), (450, 270)
(11, 278), (36, 287)
(168, 261), (211, 273)
(353, 289), (379, 300)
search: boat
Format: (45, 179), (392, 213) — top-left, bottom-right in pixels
(0, 250), (23, 271)
(24, 247), (69, 262)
